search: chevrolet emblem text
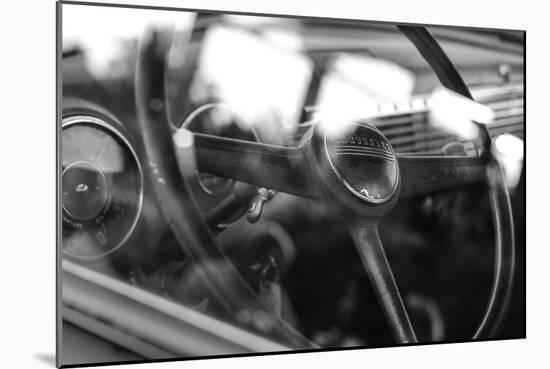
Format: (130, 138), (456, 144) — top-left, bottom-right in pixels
(324, 123), (399, 204)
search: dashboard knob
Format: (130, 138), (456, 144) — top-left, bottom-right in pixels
(62, 161), (108, 222)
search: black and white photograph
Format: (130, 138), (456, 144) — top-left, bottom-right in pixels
(55, 1), (527, 367)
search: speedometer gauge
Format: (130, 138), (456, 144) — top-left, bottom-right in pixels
(61, 115), (143, 260)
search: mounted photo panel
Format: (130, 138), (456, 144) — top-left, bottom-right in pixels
(57, 1), (525, 367)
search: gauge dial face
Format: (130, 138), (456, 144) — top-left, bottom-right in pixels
(61, 116), (143, 260)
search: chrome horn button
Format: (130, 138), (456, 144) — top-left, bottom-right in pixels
(324, 122), (399, 204)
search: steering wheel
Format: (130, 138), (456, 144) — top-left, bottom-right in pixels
(135, 25), (515, 347)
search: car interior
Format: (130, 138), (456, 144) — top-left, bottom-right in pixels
(59, 5), (524, 366)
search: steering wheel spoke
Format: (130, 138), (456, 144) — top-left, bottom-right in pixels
(190, 132), (320, 198)
(398, 155), (489, 198)
(349, 222), (418, 344)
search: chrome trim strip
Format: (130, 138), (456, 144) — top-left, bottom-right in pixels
(334, 151), (396, 162)
(62, 260), (291, 355)
(63, 306), (176, 360)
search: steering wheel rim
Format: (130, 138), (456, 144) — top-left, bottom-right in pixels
(135, 29), (315, 348)
(135, 24), (515, 347)
(399, 26), (515, 339)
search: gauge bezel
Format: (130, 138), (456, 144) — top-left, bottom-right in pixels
(179, 102), (260, 196)
(61, 114), (144, 261)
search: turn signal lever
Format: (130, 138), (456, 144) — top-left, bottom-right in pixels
(247, 188), (277, 223)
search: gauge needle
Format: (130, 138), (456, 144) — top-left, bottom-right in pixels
(95, 140), (114, 163)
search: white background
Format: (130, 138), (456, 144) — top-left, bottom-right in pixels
(0, 0), (546, 368)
